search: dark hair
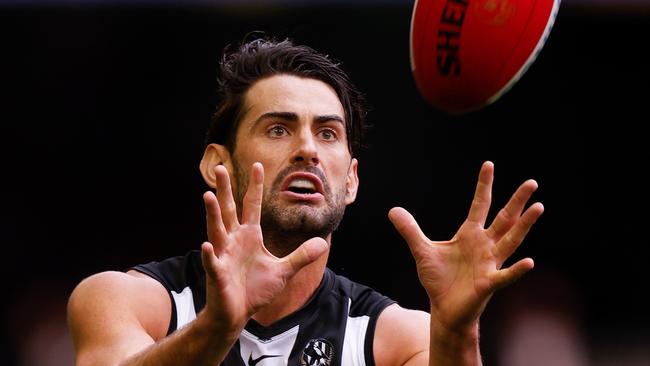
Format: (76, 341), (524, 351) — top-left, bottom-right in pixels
(205, 36), (368, 157)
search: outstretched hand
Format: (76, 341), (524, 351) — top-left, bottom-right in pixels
(389, 161), (544, 334)
(200, 163), (328, 332)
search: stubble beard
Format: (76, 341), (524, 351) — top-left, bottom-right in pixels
(232, 160), (347, 257)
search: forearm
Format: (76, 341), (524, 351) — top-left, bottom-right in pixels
(120, 310), (242, 366)
(428, 309), (482, 366)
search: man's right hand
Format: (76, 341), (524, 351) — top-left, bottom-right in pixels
(200, 162), (329, 335)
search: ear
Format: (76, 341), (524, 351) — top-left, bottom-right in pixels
(344, 158), (359, 205)
(200, 143), (233, 189)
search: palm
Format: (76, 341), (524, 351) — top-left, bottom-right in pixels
(389, 162), (544, 332)
(204, 225), (282, 320)
(413, 221), (502, 328)
(201, 163), (327, 330)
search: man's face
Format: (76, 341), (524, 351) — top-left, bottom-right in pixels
(230, 74), (358, 254)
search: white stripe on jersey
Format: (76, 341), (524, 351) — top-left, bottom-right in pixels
(342, 298), (370, 366)
(171, 286), (196, 329)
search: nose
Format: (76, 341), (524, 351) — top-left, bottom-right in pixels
(290, 131), (320, 166)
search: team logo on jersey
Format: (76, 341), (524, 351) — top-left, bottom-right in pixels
(300, 338), (333, 366)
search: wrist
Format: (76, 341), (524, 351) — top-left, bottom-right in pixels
(195, 308), (245, 343)
(429, 310), (481, 366)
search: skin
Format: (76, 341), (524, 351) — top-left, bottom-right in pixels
(67, 74), (544, 366)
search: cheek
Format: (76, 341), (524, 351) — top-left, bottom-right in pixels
(327, 155), (353, 186)
(263, 173), (277, 191)
(259, 155), (286, 188)
(237, 142), (285, 176)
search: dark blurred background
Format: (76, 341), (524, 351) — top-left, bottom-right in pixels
(1, 0), (648, 365)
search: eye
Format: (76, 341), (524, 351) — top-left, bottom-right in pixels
(318, 128), (338, 141)
(267, 125), (288, 138)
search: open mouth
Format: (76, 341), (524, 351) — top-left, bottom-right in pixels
(287, 178), (318, 194)
(281, 172), (325, 196)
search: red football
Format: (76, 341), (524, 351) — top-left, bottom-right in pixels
(410, 0), (560, 114)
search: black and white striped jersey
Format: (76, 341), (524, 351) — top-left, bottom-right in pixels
(132, 250), (396, 366)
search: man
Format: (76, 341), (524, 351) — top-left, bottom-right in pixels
(68, 37), (544, 366)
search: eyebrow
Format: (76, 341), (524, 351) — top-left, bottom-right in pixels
(253, 111), (345, 127)
(315, 114), (345, 125)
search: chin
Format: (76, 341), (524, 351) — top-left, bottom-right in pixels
(262, 204), (343, 240)
(280, 208), (331, 232)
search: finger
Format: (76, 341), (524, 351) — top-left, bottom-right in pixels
(214, 164), (239, 231)
(200, 242), (221, 280)
(467, 161), (494, 225)
(282, 237), (329, 276)
(493, 202), (544, 264)
(388, 207), (430, 258)
(490, 258), (534, 290)
(241, 162), (264, 225)
(486, 179), (538, 239)
(203, 191), (227, 252)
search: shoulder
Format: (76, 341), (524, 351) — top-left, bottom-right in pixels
(374, 304), (429, 366)
(68, 271), (171, 365)
(132, 250), (204, 293)
(69, 270), (171, 339)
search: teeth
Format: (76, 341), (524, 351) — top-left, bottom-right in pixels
(288, 178), (316, 190)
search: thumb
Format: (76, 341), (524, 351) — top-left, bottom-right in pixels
(490, 258), (535, 291)
(283, 237), (329, 276)
(388, 207), (430, 257)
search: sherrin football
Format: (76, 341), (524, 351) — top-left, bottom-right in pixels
(410, 0), (560, 114)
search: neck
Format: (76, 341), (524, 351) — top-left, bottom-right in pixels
(252, 235), (331, 326)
